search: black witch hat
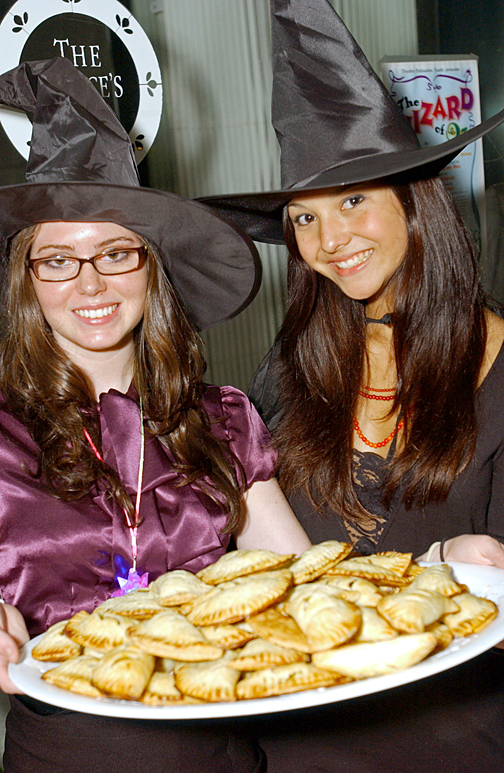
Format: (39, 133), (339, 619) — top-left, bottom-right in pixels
(201, 0), (504, 245)
(0, 57), (261, 330)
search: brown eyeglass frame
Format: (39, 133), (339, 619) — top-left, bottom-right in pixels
(26, 245), (148, 281)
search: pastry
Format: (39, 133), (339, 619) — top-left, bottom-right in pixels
(288, 541), (353, 585)
(63, 610), (131, 651)
(196, 549), (294, 584)
(90, 644), (155, 700)
(285, 585), (361, 651)
(227, 637), (309, 671)
(174, 651), (240, 702)
(150, 569), (210, 606)
(185, 570), (293, 626)
(442, 592), (498, 636)
(42, 654), (103, 697)
(313, 632), (437, 678)
(408, 564), (463, 597)
(199, 623), (257, 649)
(95, 589), (165, 619)
(247, 607), (311, 653)
(377, 589), (459, 633)
(127, 609), (224, 660)
(236, 662), (343, 699)
(32, 620), (82, 662)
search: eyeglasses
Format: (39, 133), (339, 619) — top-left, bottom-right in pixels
(26, 246), (148, 282)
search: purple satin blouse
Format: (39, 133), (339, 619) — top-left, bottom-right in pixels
(0, 385), (276, 635)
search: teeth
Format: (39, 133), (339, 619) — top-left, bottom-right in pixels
(75, 304), (118, 319)
(335, 249), (373, 269)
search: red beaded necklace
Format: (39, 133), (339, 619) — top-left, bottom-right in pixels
(358, 384), (396, 402)
(353, 415), (405, 449)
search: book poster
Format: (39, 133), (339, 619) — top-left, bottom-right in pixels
(380, 55), (486, 257)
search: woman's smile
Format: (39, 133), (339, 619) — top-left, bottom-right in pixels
(73, 303), (119, 320)
(330, 247), (374, 271)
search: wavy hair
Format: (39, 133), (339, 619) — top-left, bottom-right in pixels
(274, 176), (487, 522)
(0, 225), (245, 533)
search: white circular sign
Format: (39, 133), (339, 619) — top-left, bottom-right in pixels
(0, 0), (162, 163)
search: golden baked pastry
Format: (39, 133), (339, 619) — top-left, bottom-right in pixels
(403, 563), (426, 580)
(174, 651), (240, 702)
(285, 585), (361, 652)
(199, 624), (257, 650)
(236, 662), (343, 700)
(63, 610), (132, 651)
(42, 654), (103, 697)
(425, 620), (454, 650)
(409, 564), (462, 597)
(227, 637), (309, 671)
(95, 589), (165, 619)
(185, 570), (293, 626)
(196, 549), (294, 585)
(364, 552), (413, 576)
(150, 569), (210, 606)
(442, 592), (498, 636)
(288, 541), (353, 585)
(313, 632), (438, 678)
(316, 576), (384, 607)
(141, 670), (185, 705)
(90, 645), (155, 700)
(247, 607), (311, 653)
(140, 666), (203, 706)
(354, 606), (399, 643)
(127, 609), (224, 661)
(324, 559), (407, 586)
(32, 620), (82, 662)
(377, 589), (459, 633)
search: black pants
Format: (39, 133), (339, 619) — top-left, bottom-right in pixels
(3, 695), (265, 773)
(256, 649), (504, 773)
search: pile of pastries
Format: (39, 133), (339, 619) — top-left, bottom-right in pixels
(32, 542), (498, 704)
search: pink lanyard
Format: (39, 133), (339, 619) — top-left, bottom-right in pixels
(84, 398), (145, 571)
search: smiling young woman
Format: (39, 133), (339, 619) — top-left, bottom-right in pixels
(202, 1), (504, 770)
(0, 57), (310, 773)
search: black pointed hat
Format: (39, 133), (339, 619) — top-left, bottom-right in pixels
(201, 0), (504, 244)
(0, 57), (261, 330)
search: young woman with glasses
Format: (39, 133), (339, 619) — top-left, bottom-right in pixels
(0, 58), (309, 773)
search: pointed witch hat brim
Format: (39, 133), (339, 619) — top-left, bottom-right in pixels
(0, 57), (261, 330)
(200, 0), (504, 245)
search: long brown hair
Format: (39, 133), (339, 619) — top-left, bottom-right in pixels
(275, 176), (487, 522)
(0, 224), (245, 532)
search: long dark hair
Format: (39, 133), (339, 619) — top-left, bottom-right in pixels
(274, 176), (487, 522)
(0, 224), (245, 533)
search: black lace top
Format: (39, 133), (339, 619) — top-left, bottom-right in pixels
(345, 448), (393, 553)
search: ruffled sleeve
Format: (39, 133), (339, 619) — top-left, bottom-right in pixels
(202, 385), (277, 488)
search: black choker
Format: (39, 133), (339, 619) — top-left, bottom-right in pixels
(366, 313), (393, 325)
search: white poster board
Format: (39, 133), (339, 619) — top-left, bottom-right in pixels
(380, 55), (486, 258)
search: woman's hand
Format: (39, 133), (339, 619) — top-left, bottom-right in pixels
(0, 603), (29, 693)
(436, 535), (504, 568)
